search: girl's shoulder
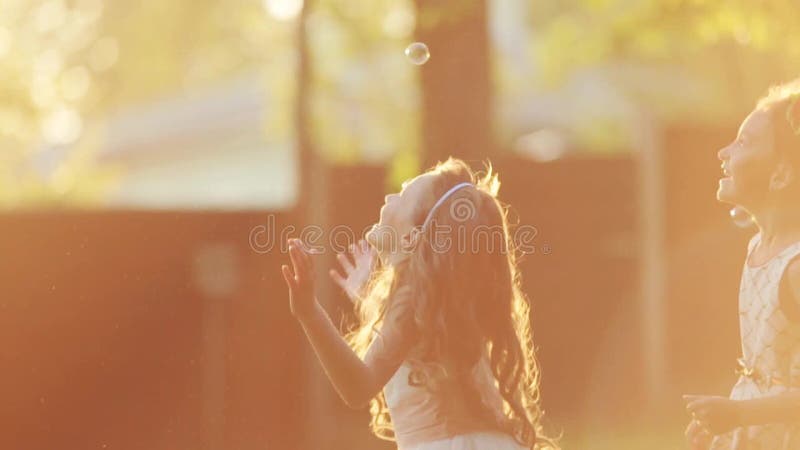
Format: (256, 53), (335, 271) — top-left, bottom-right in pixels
(385, 285), (417, 331)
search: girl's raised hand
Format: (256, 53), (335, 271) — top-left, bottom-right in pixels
(281, 238), (319, 319)
(329, 239), (377, 303)
(683, 394), (742, 436)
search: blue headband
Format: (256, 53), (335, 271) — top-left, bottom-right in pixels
(421, 182), (473, 229)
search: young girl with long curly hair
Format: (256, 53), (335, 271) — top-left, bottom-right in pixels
(282, 157), (557, 449)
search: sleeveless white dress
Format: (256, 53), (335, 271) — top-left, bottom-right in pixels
(710, 233), (800, 449)
(383, 356), (530, 450)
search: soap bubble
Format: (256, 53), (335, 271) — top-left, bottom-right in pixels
(405, 42), (430, 65)
(730, 206), (754, 229)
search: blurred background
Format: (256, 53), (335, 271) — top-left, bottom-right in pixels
(2, 0), (800, 448)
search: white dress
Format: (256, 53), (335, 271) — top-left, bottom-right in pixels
(383, 358), (529, 450)
(710, 233), (800, 450)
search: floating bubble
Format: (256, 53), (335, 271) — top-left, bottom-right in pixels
(405, 42), (430, 65)
(730, 206), (754, 229)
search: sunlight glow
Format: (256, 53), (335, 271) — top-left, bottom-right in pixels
(262, 0), (303, 22)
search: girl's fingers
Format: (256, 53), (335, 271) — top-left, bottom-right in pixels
(281, 264), (296, 289)
(683, 395), (706, 405)
(295, 238), (310, 256)
(294, 239), (317, 271)
(329, 269), (347, 289)
(337, 252), (355, 273)
(690, 409), (710, 427)
(304, 243), (323, 255)
(686, 420), (702, 439)
(687, 400), (707, 413)
(288, 244), (304, 276)
(684, 395), (708, 412)
(290, 246), (310, 284)
(350, 243), (363, 264)
(354, 241), (374, 267)
(290, 240), (308, 268)
(294, 238), (320, 255)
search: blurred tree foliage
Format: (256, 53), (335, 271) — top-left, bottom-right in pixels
(0, 0), (420, 207)
(0, 0), (299, 207)
(3, 0), (800, 207)
(415, 0), (492, 171)
(307, 0), (420, 186)
(0, 0), (121, 207)
(530, 0), (800, 121)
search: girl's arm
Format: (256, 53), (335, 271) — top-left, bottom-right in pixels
(736, 393), (800, 425)
(283, 240), (416, 409)
(296, 291), (416, 409)
(296, 302), (378, 408)
(684, 393), (800, 435)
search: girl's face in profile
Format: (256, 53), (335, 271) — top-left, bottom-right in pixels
(367, 173), (434, 258)
(717, 109), (779, 209)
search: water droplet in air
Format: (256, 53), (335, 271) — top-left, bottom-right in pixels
(405, 42), (430, 65)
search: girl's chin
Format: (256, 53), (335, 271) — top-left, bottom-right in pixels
(716, 179), (748, 206)
(365, 224), (389, 249)
(716, 190), (733, 204)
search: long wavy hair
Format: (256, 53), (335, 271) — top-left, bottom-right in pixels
(344, 157), (557, 449)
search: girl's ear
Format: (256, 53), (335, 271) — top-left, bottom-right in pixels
(769, 162), (795, 192)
